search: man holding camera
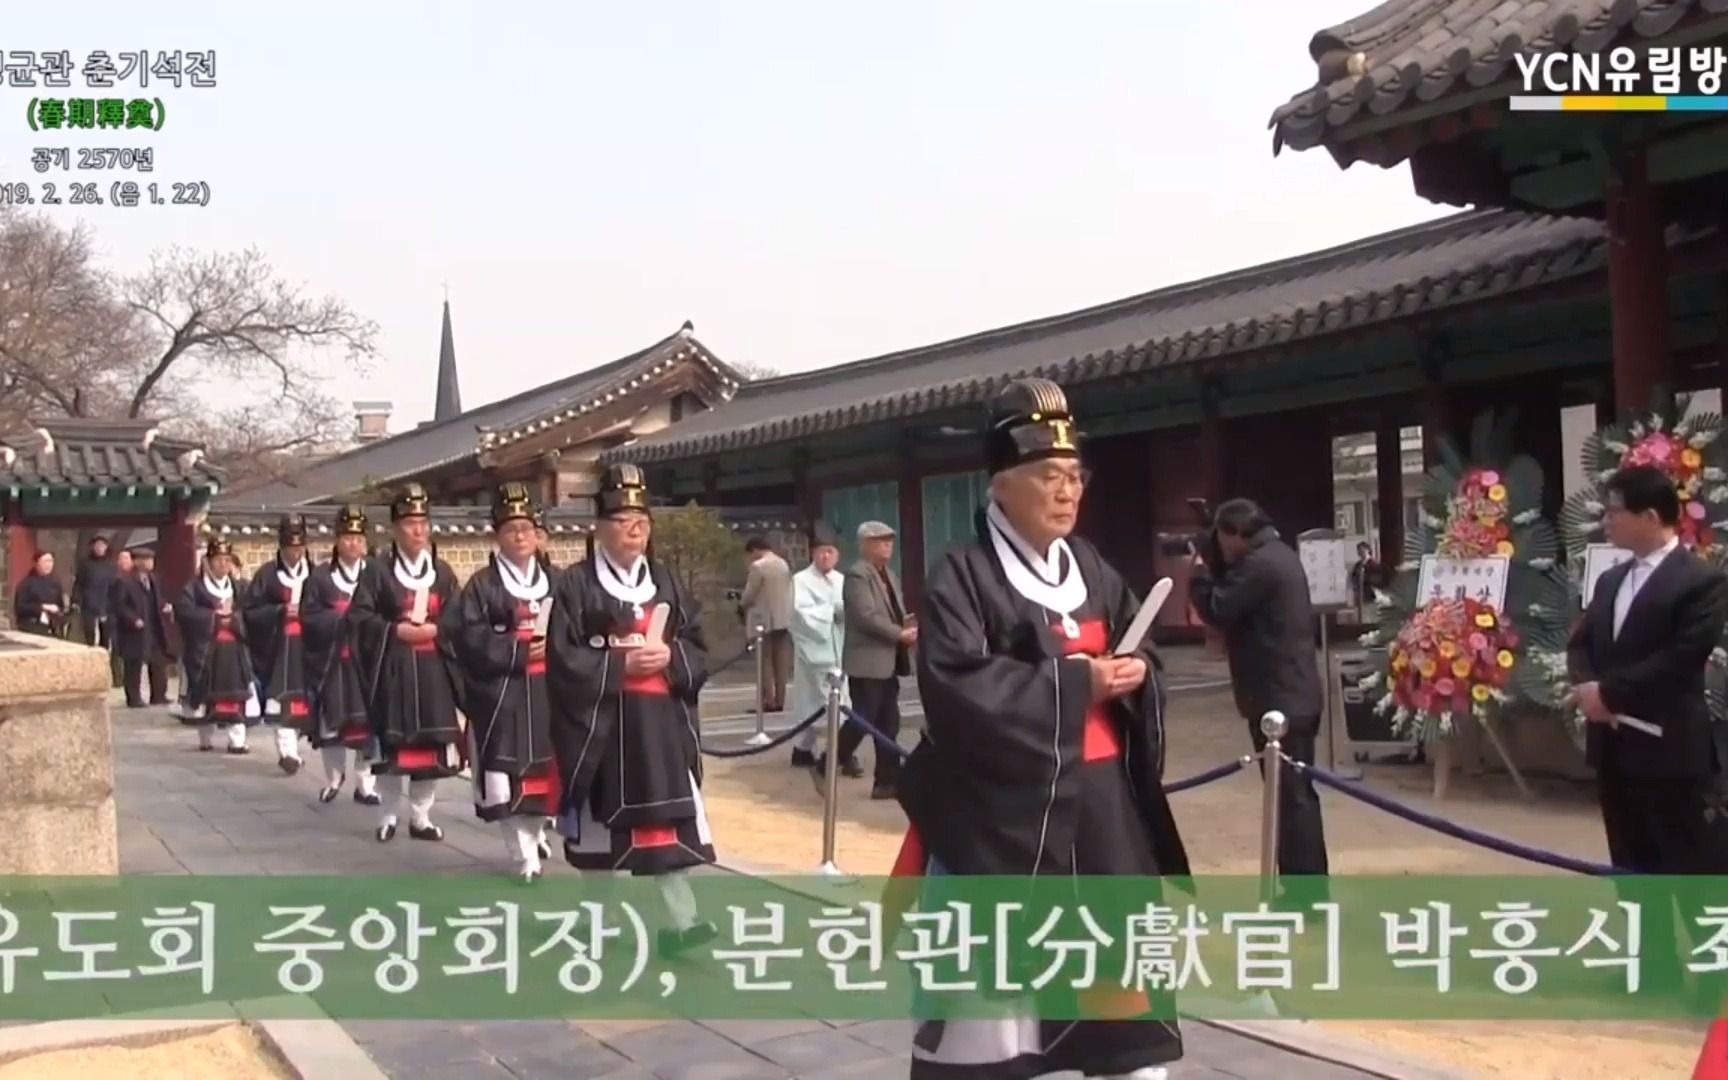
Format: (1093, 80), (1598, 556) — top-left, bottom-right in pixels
(1189, 498), (1330, 877)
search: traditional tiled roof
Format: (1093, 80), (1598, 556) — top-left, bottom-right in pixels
(224, 327), (740, 506)
(0, 418), (223, 494)
(605, 210), (1615, 465)
(1270, 0), (1728, 158)
(201, 503), (803, 538)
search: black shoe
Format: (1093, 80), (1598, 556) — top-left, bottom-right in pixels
(790, 748), (816, 768)
(278, 756), (302, 776)
(870, 784), (897, 801)
(537, 839), (553, 862)
(841, 758), (865, 779)
(126, 700), (146, 709)
(354, 789), (382, 807)
(657, 921), (719, 961)
(409, 823), (443, 842)
(149, 699), (169, 706)
(376, 822), (398, 842)
(227, 746), (250, 756)
(317, 785), (340, 804)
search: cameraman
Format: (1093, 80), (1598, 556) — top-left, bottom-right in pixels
(1189, 498), (1330, 877)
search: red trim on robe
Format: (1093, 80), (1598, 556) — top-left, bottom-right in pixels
(515, 601), (548, 677)
(631, 824), (678, 849)
(289, 699), (309, 718)
(1058, 618), (1122, 762)
(395, 747), (439, 769)
(212, 702), (239, 717)
(519, 772), (554, 798)
(284, 620), (302, 637)
(404, 590), (442, 653)
(620, 610), (671, 696)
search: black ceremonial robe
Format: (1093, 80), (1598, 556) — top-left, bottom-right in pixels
(173, 575), (256, 724)
(349, 550), (464, 780)
(13, 573), (66, 637)
(301, 559), (371, 750)
(546, 556), (714, 875)
(242, 557), (313, 730)
(446, 557), (557, 822)
(895, 519), (1190, 1079)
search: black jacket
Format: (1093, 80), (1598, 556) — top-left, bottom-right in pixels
(1190, 525), (1324, 725)
(1567, 545), (1728, 781)
(73, 554), (117, 617)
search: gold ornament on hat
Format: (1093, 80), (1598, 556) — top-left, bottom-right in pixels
(391, 482), (431, 521)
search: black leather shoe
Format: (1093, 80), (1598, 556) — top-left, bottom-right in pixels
(227, 746), (250, 756)
(537, 839), (553, 862)
(870, 784), (897, 801)
(376, 822), (397, 842)
(409, 823), (443, 842)
(354, 789), (382, 807)
(841, 758), (865, 779)
(790, 748), (816, 768)
(278, 756), (302, 776)
(657, 921), (719, 960)
(317, 786), (340, 804)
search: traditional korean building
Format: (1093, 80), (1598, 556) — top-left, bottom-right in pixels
(603, 207), (1728, 632)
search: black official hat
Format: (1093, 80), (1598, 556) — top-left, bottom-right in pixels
(809, 520), (841, 551)
(390, 482), (431, 522)
(277, 513), (309, 547)
(597, 464), (651, 517)
(492, 481), (539, 528)
(986, 377), (1080, 475)
(205, 537), (233, 560)
(335, 504), (368, 536)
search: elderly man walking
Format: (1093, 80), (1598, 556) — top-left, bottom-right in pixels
(741, 536), (794, 713)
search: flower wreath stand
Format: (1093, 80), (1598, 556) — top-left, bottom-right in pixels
(1359, 410), (1572, 800)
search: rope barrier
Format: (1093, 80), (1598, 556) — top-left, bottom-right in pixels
(699, 705), (827, 758)
(1295, 758), (1621, 877)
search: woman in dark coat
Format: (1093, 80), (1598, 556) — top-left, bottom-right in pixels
(14, 551), (67, 637)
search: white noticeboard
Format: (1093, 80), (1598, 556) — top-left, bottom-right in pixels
(1582, 544), (1635, 608)
(1297, 536), (1354, 609)
(1417, 554), (1511, 610)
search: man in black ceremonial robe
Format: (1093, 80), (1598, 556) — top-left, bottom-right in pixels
(174, 539), (261, 753)
(894, 378), (1190, 1080)
(114, 543), (172, 709)
(301, 504), (381, 806)
(243, 514), (315, 776)
(349, 483), (463, 843)
(447, 482), (558, 883)
(548, 463), (718, 954)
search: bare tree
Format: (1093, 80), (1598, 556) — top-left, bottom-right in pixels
(729, 360), (781, 381)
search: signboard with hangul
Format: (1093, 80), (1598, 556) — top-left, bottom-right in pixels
(1582, 544), (1635, 609)
(1416, 555), (1510, 610)
(1298, 536), (1354, 609)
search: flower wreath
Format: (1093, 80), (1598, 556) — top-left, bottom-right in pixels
(1360, 410), (1571, 740)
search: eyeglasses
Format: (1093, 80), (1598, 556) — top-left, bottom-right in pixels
(1032, 468), (1091, 493)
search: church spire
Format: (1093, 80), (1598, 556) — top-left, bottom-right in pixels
(434, 297), (462, 421)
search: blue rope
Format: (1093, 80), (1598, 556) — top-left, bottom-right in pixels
(1297, 759), (1622, 876)
(700, 705), (827, 758)
(840, 706), (1250, 796)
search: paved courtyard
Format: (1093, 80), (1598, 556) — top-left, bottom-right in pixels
(111, 695), (1386, 1080)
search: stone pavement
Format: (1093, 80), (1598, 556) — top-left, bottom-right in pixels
(112, 698), (1384, 1080)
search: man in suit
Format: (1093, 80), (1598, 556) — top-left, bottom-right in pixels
(824, 520), (915, 799)
(741, 536), (794, 713)
(1190, 497), (1330, 876)
(114, 543), (174, 709)
(1568, 464), (1728, 874)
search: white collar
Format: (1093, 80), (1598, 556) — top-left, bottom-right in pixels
(495, 552), (550, 603)
(332, 557), (365, 596)
(596, 546), (655, 612)
(202, 573), (233, 601)
(1637, 535), (1680, 571)
(986, 500), (1088, 635)
(278, 556), (309, 584)
(393, 546), (435, 592)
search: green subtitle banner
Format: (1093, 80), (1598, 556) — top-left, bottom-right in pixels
(0, 875), (1725, 1021)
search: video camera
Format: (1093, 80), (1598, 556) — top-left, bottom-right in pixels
(1156, 498), (1215, 558)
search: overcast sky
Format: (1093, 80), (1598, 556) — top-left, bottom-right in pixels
(0, 1), (1452, 433)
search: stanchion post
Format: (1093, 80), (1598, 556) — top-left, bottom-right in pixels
(818, 671), (846, 877)
(1259, 710), (1287, 900)
(745, 624), (772, 747)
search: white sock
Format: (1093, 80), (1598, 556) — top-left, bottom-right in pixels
(354, 762), (377, 797)
(275, 726), (299, 761)
(407, 779), (436, 829)
(226, 723), (247, 750)
(264, 697), (282, 717)
(319, 744), (348, 786)
(197, 722), (216, 749)
(501, 818), (540, 873)
(1102, 1070), (1168, 1080)
(244, 689), (261, 719)
(657, 870), (698, 932)
(379, 776), (406, 828)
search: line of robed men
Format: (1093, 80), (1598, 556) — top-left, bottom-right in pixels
(169, 469), (721, 955)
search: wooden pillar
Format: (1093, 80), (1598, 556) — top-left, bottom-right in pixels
(700, 461), (720, 507)
(1419, 336), (1455, 468)
(1605, 145), (1672, 415)
(790, 447), (822, 526)
(897, 440), (925, 608)
(1375, 415), (1405, 564)
(1198, 377), (1228, 502)
(157, 499), (197, 608)
(7, 508), (36, 595)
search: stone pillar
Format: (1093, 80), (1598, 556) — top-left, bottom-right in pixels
(1605, 145), (1672, 416)
(1375, 415), (1405, 564)
(0, 634), (117, 873)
